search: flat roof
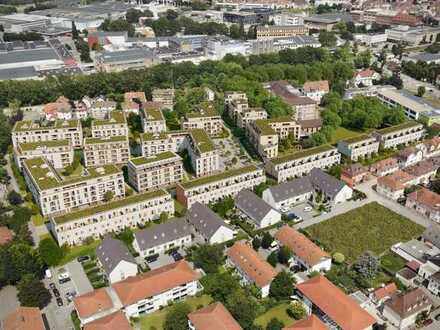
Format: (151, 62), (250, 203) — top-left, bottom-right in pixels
(129, 151), (179, 166)
(180, 165), (260, 189)
(18, 140), (70, 151)
(142, 106), (164, 121)
(189, 129), (214, 153)
(85, 136), (127, 145)
(0, 48), (60, 66)
(376, 121), (422, 135)
(24, 157), (121, 191)
(340, 134), (374, 145)
(14, 119), (79, 132)
(271, 144), (336, 165)
(52, 190), (168, 224)
(379, 88), (439, 113)
(92, 111), (126, 126)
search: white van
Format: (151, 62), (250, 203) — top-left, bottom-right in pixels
(45, 269), (52, 279)
(269, 241), (278, 251)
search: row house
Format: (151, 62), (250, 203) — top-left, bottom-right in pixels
(91, 111), (128, 138)
(12, 119), (83, 148)
(337, 134), (379, 161)
(372, 121), (425, 149)
(83, 136), (130, 167)
(265, 144), (340, 183)
(50, 189), (174, 246)
(176, 165), (266, 208)
(140, 103), (167, 134)
(14, 140), (74, 170)
(376, 170), (416, 200)
(23, 157), (125, 216)
(127, 151), (183, 192)
(406, 188), (440, 223)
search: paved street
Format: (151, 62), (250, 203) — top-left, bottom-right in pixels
(0, 286), (19, 321)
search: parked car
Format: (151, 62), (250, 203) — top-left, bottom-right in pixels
(65, 291), (76, 302)
(49, 283), (56, 290)
(53, 288), (60, 298)
(77, 255), (90, 263)
(59, 277), (71, 284)
(171, 251), (183, 261)
(45, 269), (52, 279)
(422, 319), (433, 326)
(145, 254), (159, 263)
(304, 206), (313, 212)
(269, 241), (278, 252)
(57, 269), (69, 281)
(56, 298), (63, 307)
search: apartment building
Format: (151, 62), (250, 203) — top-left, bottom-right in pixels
(236, 108), (268, 129)
(14, 140), (74, 170)
(372, 122), (425, 149)
(91, 111), (128, 138)
(50, 190), (174, 245)
(12, 119), (83, 148)
(176, 165), (265, 208)
(181, 108), (223, 136)
(127, 151), (183, 191)
(185, 129), (220, 177)
(23, 157), (125, 216)
(112, 260), (201, 317)
(224, 92), (248, 123)
(140, 103), (167, 133)
(256, 25), (309, 39)
(188, 303), (241, 330)
(83, 136), (130, 167)
(337, 134), (380, 161)
(265, 144), (340, 183)
(152, 88), (175, 109)
(246, 117), (301, 159)
(141, 131), (188, 157)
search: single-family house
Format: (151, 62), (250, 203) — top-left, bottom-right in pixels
(96, 237), (138, 284)
(83, 311), (132, 330)
(369, 158), (399, 177)
(301, 80), (329, 103)
(418, 136), (440, 159)
(406, 188), (440, 222)
(274, 225), (331, 273)
(73, 288), (119, 326)
(186, 202), (235, 244)
(376, 170), (415, 200)
(234, 190), (281, 229)
(308, 168), (353, 206)
(396, 146), (423, 168)
(340, 163), (369, 187)
(352, 69), (380, 87)
(428, 271), (440, 295)
(188, 302), (242, 330)
(226, 241), (277, 298)
(419, 254), (440, 279)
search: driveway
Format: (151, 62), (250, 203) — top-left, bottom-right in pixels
(0, 286), (19, 321)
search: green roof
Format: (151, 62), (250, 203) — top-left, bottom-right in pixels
(52, 190), (168, 224)
(23, 157), (121, 190)
(185, 107), (219, 119)
(254, 116), (295, 136)
(180, 165), (259, 189)
(270, 144), (336, 165)
(92, 111), (126, 126)
(189, 129), (215, 153)
(141, 130), (187, 142)
(130, 151), (179, 166)
(376, 121), (422, 135)
(142, 107), (164, 121)
(85, 136), (128, 145)
(14, 119), (79, 132)
(340, 134), (373, 145)
(18, 140), (70, 152)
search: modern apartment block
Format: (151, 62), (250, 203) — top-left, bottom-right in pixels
(246, 117), (301, 159)
(14, 140), (74, 170)
(141, 131), (188, 157)
(256, 25), (309, 39)
(91, 111), (128, 138)
(224, 92), (268, 128)
(12, 119), (83, 148)
(152, 88), (175, 109)
(140, 104), (167, 133)
(181, 108), (223, 136)
(185, 129), (220, 177)
(83, 136), (130, 167)
(236, 108), (268, 129)
(337, 134), (380, 161)
(372, 122), (425, 149)
(266, 144), (341, 182)
(50, 190), (173, 246)
(127, 151), (183, 191)
(23, 157), (125, 216)
(176, 165), (266, 208)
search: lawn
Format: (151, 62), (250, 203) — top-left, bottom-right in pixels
(381, 253), (406, 275)
(32, 214), (47, 226)
(305, 202), (424, 263)
(138, 294), (213, 330)
(60, 240), (101, 265)
(254, 303), (295, 328)
(329, 127), (364, 145)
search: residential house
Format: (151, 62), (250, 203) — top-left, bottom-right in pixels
(396, 146), (423, 168)
(73, 288), (119, 326)
(2, 307), (45, 330)
(263, 176), (313, 211)
(133, 218), (192, 258)
(392, 239), (438, 264)
(352, 69), (380, 87)
(83, 311), (132, 330)
(371, 283), (398, 305)
(275, 225), (332, 273)
(188, 302), (242, 330)
(396, 267), (418, 288)
(369, 158), (399, 177)
(418, 136), (440, 159)
(226, 241), (277, 298)
(308, 168), (353, 206)
(376, 170), (415, 200)
(340, 163), (369, 188)
(96, 237), (138, 284)
(301, 80), (329, 103)
(419, 254), (440, 279)
(337, 134), (380, 161)
(296, 275), (376, 329)
(383, 288), (432, 329)
(403, 159), (437, 185)
(84, 96), (117, 119)
(234, 190), (281, 229)
(112, 260), (201, 317)
(186, 202), (235, 244)
(282, 315), (327, 330)
(406, 188), (440, 223)
(43, 96), (72, 121)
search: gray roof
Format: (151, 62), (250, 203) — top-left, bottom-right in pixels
(267, 176), (313, 203)
(0, 66), (38, 80)
(423, 225), (440, 249)
(407, 52), (440, 63)
(97, 48), (154, 63)
(235, 190), (276, 225)
(96, 237), (136, 276)
(309, 168), (346, 200)
(398, 239), (431, 262)
(134, 218), (192, 251)
(0, 47), (59, 65)
(186, 202), (231, 240)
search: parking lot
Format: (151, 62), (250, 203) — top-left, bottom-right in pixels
(286, 202), (320, 222)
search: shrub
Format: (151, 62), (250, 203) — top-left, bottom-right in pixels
(333, 252), (345, 264)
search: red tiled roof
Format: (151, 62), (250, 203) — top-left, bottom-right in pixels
(3, 307), (45, 330)
(124, 92), (146, 103)
(283, 315), (327, 330)
(73, 288), (113, 319)
(406, 260), (421, 272)
(384, 288), (432, 318)
(373, 283), (397, 301)
(404, 159), (436, 177)
(188, 302), (242, 330)
(0, 226), (14, 245)
(370, 158), (398, 173)
(84, 311), (132, 330)
(112, 260), (199, 306)
(407, 188), (440, 211)
(377, 170), (414, 191)
(303, 81), (329, 93)
(274, 226), (329, 267)
(355, 68), (377, 78)
(226, 241), (277, 288)
(296, 276), (376, 330)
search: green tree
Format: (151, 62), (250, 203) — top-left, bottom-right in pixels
(6, 243), (43, 283)
(417, 86), (426, 97)
(17, 275), (51, 308)
(332, 252), (345, 264)
(201, 272), (241, 303)
(188, 244), (224, 274)
(287, 302), (306, 320)
(163, 302), (191, 330)
(261, 232), (274, 249)
(266, 318), (284, 330)
(267, 251), (278, 267)
(7, 190), (23, 206)
(103, 191), (114, 202)
(277, 246), (292, 265)
(319, 31), (337, 48)
(226, 291), (257, 329)
(38, 238), (64, 266)
(159, 211), (168, 223)
(252, 236), (262, 250)
(269, 270), (295, 300)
